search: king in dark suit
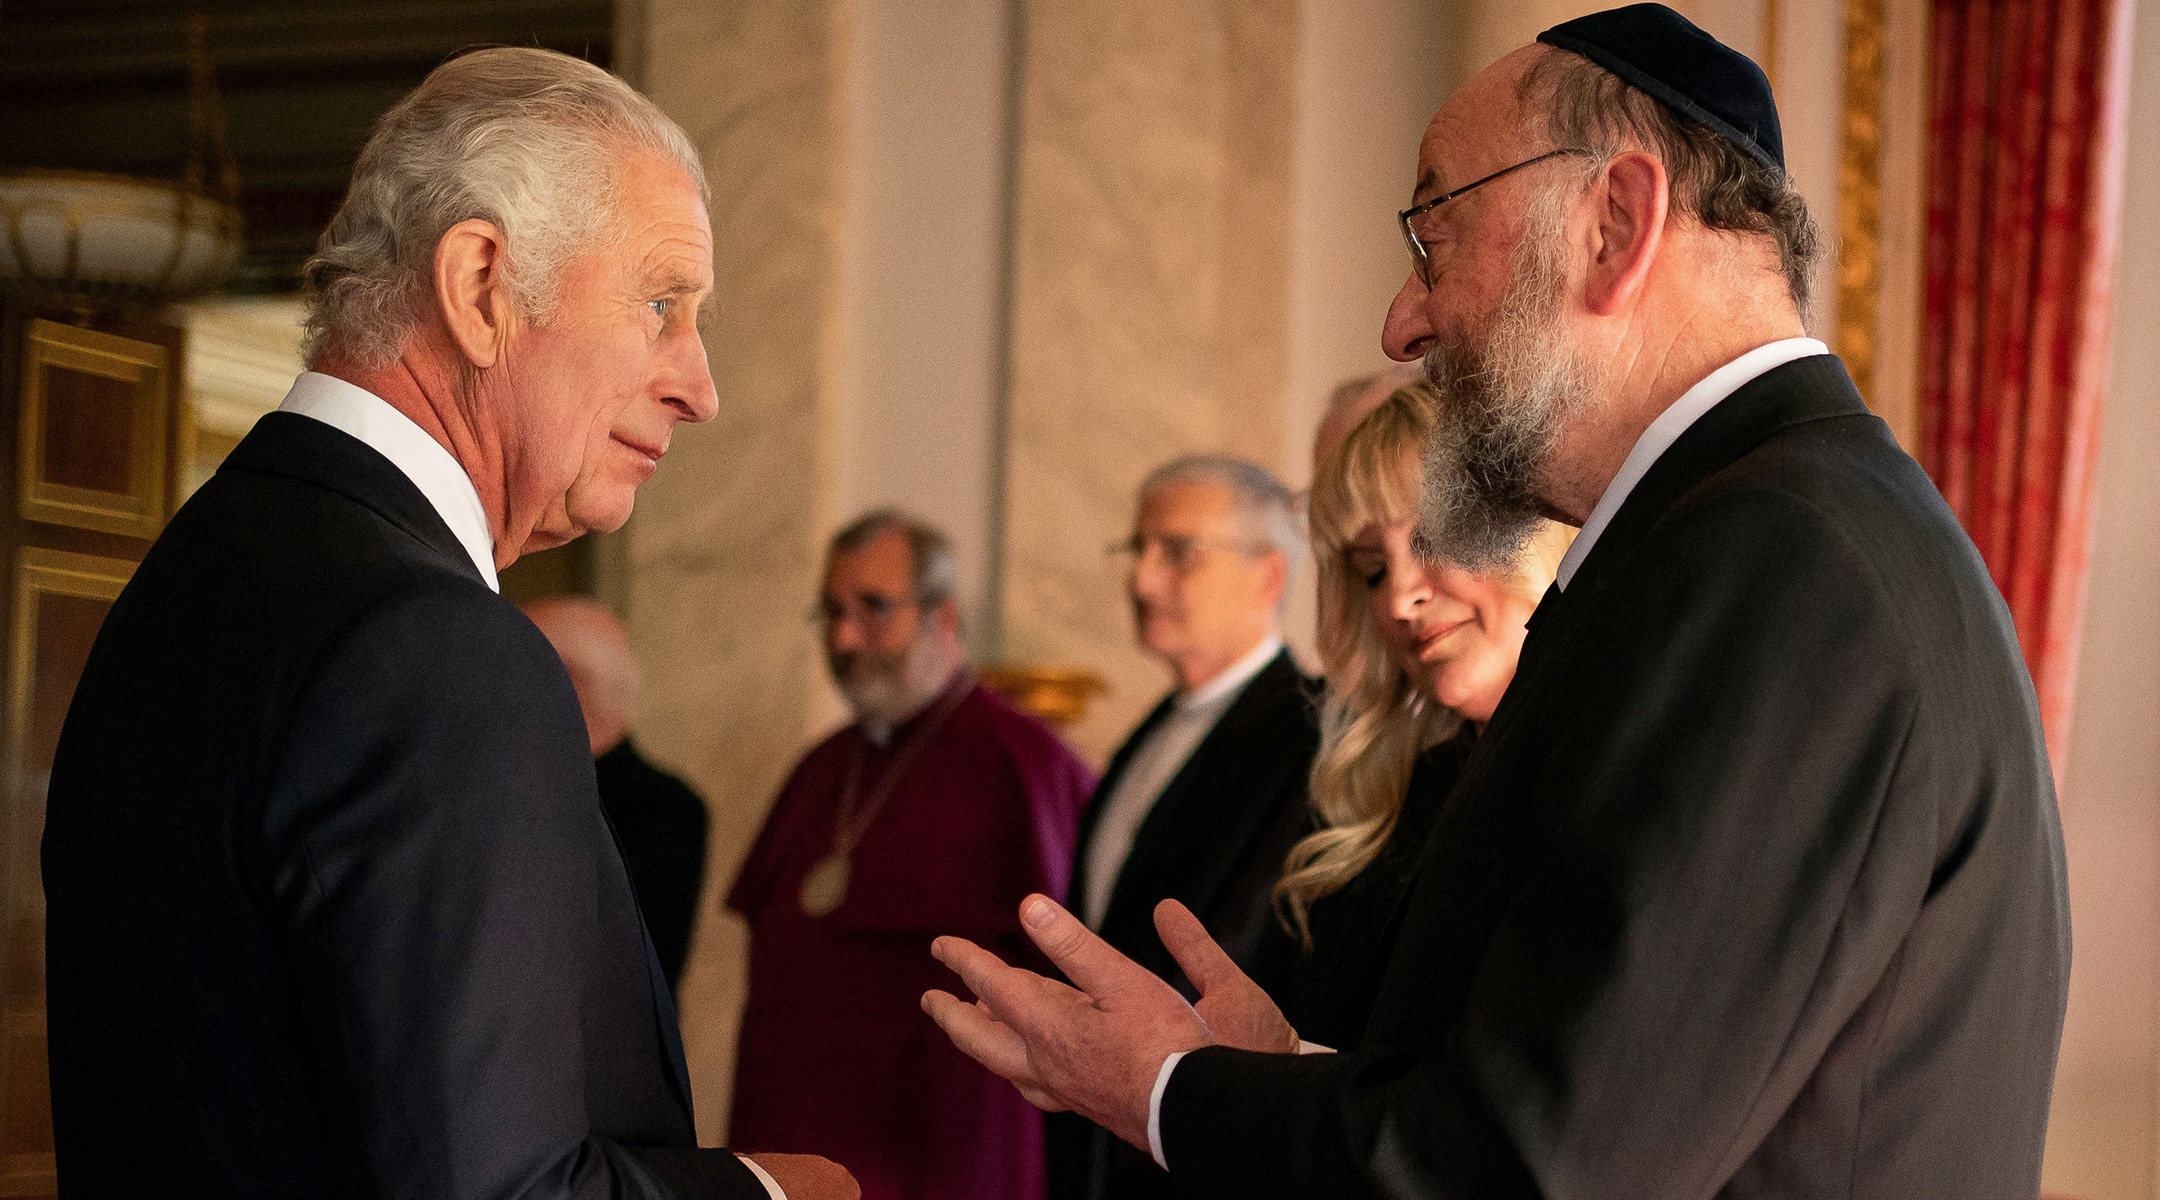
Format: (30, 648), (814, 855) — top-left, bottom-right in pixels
(40, 48), (854, 1200)
(925, 9), (2069, 1199)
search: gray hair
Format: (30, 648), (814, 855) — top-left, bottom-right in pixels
(1521, 46), (1822, 314)
(302, 47), (705, 368)
(829, 509), (961, 608)
(1140, 454), (1305, 584)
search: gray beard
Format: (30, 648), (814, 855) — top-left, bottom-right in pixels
(833, 636), (955, 741)
(1415, 191), (1595, 573)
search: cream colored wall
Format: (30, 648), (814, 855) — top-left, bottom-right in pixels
(620, 0), (848, 1144)
(997, 0), (1300, 765)
(2041, 3), (2160, 1195)
(830, 0), (1014, 667)
(1277, 0), (1462, 665)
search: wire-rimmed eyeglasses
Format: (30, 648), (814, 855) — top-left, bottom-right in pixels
(1106, 534), (1265, 577)
(1398, 148), (1588, 287)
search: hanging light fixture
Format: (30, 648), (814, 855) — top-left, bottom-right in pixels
(0, 9), (245, 304)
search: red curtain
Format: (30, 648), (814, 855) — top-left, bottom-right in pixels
(1919, 0), (2135, 775)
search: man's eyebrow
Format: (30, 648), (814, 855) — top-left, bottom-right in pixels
(645, 270), (706, 296)
(1411, 166), (1442, 203)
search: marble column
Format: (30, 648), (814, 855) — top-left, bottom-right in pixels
(1001, 0), (1302, 764)
(617, 0), (847, 1143)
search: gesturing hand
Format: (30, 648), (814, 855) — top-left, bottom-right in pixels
(1153, 899), (1298, 1054)
(922, 894), (1214, 1152)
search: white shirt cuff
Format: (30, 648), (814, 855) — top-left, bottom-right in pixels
(1296, 1039), (1335, 1054)
(1147, 1050), (1190, 1170)
(739, 1154), (787, 1200)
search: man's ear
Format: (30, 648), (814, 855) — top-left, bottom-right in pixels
(936, 597), (964, 639)
(1584, 150), (1668, 317)
(433, 218), (513, 369)
(1259, 549), (1289, 610)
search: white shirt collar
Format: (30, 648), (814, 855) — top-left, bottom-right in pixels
(1177, 634), (1283, 713)
(1555, 337), (1829, 590)
(275, 372), (501, 592)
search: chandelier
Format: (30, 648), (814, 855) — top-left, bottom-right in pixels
(0, 11), (244, 304)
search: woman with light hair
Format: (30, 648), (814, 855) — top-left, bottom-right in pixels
(1259, 379), (1570, 1050)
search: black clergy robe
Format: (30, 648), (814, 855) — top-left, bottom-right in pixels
(596, 738), (709, 988)
(1157, 355), (2071, 1199)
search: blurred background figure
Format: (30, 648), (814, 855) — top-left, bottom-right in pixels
(1259, 380), (1567, 1051)
(727, 510), (1094, 1200)
(526, 597), (710, 991)
(1050, 456), (1319, 1200)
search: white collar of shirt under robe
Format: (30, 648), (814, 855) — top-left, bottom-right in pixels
(276, 372), (501, 592)
(1080, 634), (1283, 930)
(1144, 336), (1832, 1173)
(1554, 337), (1829, 591)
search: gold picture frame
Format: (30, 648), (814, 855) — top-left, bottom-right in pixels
(17, 319), (169, 539)
(0, 548), (133, 1196)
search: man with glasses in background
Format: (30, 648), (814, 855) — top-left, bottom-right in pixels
(728, 509), (1093, 1200)
(1048, 456), (1318, 1200)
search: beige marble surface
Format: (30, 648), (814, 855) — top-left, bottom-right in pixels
(1002, 0), (1301, 765)
(620, 0), (846, 1144)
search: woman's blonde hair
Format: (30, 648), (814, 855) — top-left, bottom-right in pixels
(1275, 381), (1569, 946)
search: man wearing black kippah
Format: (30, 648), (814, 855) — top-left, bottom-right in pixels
(922, 7), (2071, 1199)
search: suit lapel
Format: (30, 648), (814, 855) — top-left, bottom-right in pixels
(1099, 653), (1303, 938)
(1070, 692), (1178, 925)
(218, 412), (486, 587)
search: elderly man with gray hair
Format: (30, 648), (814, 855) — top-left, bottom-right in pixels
(1047, 455), (1320, 1200)
(43, 48), (853, 1199)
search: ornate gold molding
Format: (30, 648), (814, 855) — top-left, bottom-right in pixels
(980, 665), (1108, 728)
(17, 319), (170, 539)
(1837, 0), (1888, 401)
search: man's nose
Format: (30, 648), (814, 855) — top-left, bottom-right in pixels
(663, 332), (720, 423)
(1382, 272), (1436, 363)
(826, 615), (865, 653)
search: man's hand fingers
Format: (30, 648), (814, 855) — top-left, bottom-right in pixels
(1154, 899), (1245, 996)
(922, 988), (1038, 1084)
(929, 935), (1056, 1021)
(1017, 894), (1155, 1003)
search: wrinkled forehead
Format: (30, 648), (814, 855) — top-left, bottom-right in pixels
(1135, 480), (1240, 536)
(1414, 45), (1548, 197)
(824, 529), (917, 595)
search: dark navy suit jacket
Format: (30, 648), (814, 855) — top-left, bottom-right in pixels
(43, 412), (762, 1198)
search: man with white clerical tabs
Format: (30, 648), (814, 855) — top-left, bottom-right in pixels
(1048, 455), (1319, 1200)
(923, 6), (2069, 1199)
(729, 510), (1094, 1200)
(42, 48), (854, 1199)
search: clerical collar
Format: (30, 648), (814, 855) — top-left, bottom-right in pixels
(1554, 337), (1828, 590)
(1176, 635), (1282, 713)
(276, 371), (500, 591)
(862, 667), (973, 747)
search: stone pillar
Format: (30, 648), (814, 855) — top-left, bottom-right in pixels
(618, 0), (847, 1143)
(1000, 0), (1301, 764)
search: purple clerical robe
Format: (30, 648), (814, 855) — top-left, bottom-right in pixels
(727, 673), (1094, 1200)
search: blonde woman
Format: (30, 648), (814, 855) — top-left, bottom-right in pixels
(1258, 380), (1569, 1050)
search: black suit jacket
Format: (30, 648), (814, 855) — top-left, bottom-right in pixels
(597, 739), (710, 990)
(1159, 357), (2071, 1199)
(42, 413), (763, 1198)
(1249, 726), (1478, 1053)
(1049, 649), (1318, 1200)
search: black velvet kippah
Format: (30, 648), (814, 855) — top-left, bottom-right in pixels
(1537, 3), (1784, 172)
